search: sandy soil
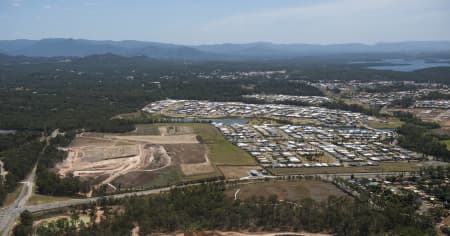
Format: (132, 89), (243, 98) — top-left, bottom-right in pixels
(109, 134), (198, 144)
(161, 231), (331, 236)
(218, 166), (262, 179)
(225, 180), (347, 202)
(56, 128), (210, 190)
(159, 126), (194, 136)
(180, 154), (215, 176)
(131, 224), (140, 236)
(164, 144), (207, 164)
(95, 208), (104, 224)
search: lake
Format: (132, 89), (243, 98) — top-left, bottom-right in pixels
(366, 59), (450, 72)
(0, 129), (16, 135)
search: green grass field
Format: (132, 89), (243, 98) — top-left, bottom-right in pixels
(342, 98), (370, 109)
(190, 124), (256, 165)
(269, 162), (422, 175)
(441, 140), (450, 151)
(367, 118), (404, 129)
(131, 123), (256, 165)
(27, 194), (74, 206)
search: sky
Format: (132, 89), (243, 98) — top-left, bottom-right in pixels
(1, 0), (450, 45)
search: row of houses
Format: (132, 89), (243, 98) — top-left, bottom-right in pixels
(143, 99), (368, 127)
(214, 123), (421, 168)
(415, 100), (450, 109)
(242, 94), (333, 105)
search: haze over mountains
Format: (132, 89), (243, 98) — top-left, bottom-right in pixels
(0, 38), (450, 60)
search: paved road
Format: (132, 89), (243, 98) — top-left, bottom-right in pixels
(0, 170), (417, 235)
(0, 165), (36, 236)
(24, 171), (415, 213)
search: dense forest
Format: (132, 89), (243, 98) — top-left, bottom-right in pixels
(1, 54), (449, 204)
(395, 112), (450, 162)
(0, 140), (44, 204)
(35, 132), (89, 197)
(27, 183), (437, 236)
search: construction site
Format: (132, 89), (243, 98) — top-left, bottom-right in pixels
(56, 125), (220, 191)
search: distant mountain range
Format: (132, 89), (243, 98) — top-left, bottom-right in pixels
(0, 38), (449, 60)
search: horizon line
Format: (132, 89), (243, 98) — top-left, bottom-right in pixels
(2, 38), (450, 46)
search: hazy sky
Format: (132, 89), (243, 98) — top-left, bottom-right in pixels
(1, 0), (450, 44)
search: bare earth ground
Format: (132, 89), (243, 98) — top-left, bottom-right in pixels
(218, 166), (262, 179)
(159, 125), (194, 136)
(159, 230), (331, 236)
(388, 108), (450, 135)
(164, 144), (216, 176)
(56, 125), (219, 190)
(225, 180), (347, 202)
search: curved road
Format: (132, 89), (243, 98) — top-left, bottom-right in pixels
(0, 170), (415, 235)
(24, 171), (414, 213)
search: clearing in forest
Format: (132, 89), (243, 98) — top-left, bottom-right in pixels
(57, 124), (225, 190)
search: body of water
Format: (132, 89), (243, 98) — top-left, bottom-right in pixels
(0, 129), (16, 135)
(366, 59), (450, 72)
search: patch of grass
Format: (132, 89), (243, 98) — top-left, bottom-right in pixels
(218, 165), (261, 179)
(342, 98), (370, 109)
(35, 215), (90, 228)
(2, 186), (22, 207)
(142, 166), (182, 188)
(191, 124), (256, 165)
(133, 124), (160, 135)
(441, 140), (450, 151)
(27, 194), (73, 206)
(181, 169), (223, 182)
(225, 180), (347, 202)
(367, 118), (404, 129)
(269, 162), (422, 175)
(122, 122), (255, 165)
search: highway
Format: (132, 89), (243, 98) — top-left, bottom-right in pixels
(0, 165), (36, 236)
(23, 171), (414, 213)
(0, 170), (416, 235)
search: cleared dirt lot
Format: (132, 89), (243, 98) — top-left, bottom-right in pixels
(388, 108), (450, 135)
(110, 134), (198, 144)
(218, 166), (262, 179)
(159, 125), (194, 136)
(164, 144), (217, 176)
(57, 125), (220, 190)
(225, 180), (347, 202)
(162, 231), (331, 236)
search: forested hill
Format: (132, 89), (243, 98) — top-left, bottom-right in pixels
(1, 53), (450, 131)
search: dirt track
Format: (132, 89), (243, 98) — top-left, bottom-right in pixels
(110, 134), (198, 144)
(56, 128), (213, 190)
